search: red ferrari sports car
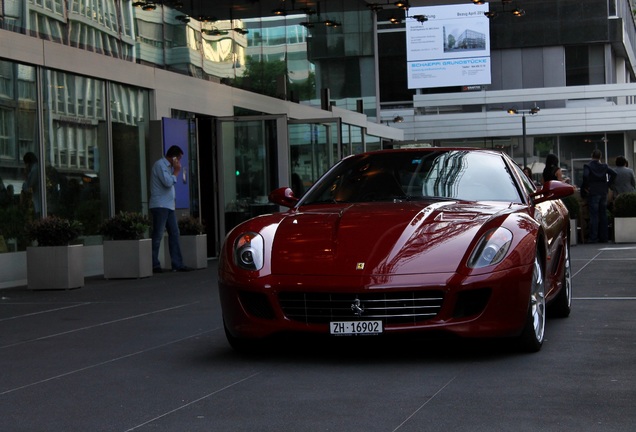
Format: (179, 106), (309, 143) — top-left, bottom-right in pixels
(219, 148), (575, 352)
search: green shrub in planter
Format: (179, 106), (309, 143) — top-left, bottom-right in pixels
(178, 216), (205, 235)
(0, 206), (30, 245)
(613, 192), (636, 218)
(27, 215), (83, 246)
(99, 212), (150, 240)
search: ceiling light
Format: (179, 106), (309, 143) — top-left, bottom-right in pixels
(198, 15), (217, 23)
(394, 1), (409, 10)
(512, 8), (525, 16)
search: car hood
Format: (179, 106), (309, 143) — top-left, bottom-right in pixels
(270, 201), (510, 276)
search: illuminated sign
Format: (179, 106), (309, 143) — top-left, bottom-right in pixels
(406, 4), (491, 89)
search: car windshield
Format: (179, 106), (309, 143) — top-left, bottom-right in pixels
(300, 150), (522, 205)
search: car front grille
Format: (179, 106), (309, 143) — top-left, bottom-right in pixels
(278, 291), (444, 325)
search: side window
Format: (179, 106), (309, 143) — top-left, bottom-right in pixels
(511, 163), (537, 197)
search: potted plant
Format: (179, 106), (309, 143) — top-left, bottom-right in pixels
(176, 215), (207, 269)
(25, 215), (84, 290)
(99, 211), (152, 279)
(612, 192), (636, 243)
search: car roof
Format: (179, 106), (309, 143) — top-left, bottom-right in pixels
(351, 147), (507, 159)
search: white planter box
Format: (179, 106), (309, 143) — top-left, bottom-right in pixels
(103, 239), (152, 279)
(570, 219), (577, 246)
(614, 217), (636, 243)
(162, 234), (208, 270)
(181, 234), (208, 269)
(27, 244), (84, 290)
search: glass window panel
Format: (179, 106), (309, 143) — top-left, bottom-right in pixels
(110, 82), (150, 219)
(222, 119), (278, 234)
(365, 134), (382, 152)
(0, 61), (39, 252)
(288, 123), (331, 195)
(42, 69), (109, 237)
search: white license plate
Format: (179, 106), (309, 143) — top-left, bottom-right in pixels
(330, 320), (383, 335)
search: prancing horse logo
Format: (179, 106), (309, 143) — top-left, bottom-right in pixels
(351, 298), (364, 316)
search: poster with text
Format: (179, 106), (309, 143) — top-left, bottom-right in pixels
(406, 3), (490, 89)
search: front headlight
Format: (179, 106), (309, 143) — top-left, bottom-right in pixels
(468, 227), (513, 269)
(234, 232), (264, 271)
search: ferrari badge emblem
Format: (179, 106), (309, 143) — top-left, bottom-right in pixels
(351, 298), (364, 316)
(356, 262), (365, 270)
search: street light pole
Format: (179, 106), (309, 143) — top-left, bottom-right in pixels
(508, 106), (540, 169)
(522, 112), (527, 168)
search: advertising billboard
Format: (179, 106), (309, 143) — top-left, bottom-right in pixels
(406, 3), (491, 89)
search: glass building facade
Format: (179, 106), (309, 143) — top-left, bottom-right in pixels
(0, 0), (398, 286)
(376, 0), (636, 188)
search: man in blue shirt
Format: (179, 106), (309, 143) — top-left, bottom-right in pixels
(150, 145), (192, 272)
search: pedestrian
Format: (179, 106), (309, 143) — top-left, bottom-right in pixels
(541, 153), (564, 183)
(581, 149), (617, 243)
(611, 155), (635, 196)
(522, 166), (533, 180)
(149, 145), (192, 273)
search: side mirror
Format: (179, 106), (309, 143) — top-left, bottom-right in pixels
(268, 187), (299, 208)
(531, 180), (575, 205)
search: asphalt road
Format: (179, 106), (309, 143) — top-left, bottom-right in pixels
(1, 243), (635, 432)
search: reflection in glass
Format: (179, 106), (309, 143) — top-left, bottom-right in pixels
(222, 120), (278, 233)
(110, 83), (150, 217)
(42, 70), (109, 237)
(301, 150), (521, 205)
(288, 123), (331, 195)
(0, 61), (38, 252)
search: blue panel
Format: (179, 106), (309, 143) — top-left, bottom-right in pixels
(162, 118), (190, 209)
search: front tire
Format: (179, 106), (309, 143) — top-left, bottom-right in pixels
(518, 253), (546, 352)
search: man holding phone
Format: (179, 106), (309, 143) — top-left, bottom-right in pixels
(149, 145), (192, 273)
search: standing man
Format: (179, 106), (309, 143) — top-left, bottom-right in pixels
(150, 145), (192, 273)
(582, 149), (617, 243)
(611, 156), (636, 196)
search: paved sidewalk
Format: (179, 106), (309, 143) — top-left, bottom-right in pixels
(1, 244), (635, 432)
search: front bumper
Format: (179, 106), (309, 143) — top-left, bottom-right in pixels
(219, 265), (533, 340)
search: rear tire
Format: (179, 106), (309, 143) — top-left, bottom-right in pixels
(517, 253), (546, 353)
(550, 242), (572, 318)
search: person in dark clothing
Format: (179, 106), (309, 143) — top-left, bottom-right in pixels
(581, 149), (617, 243)
(541, 153), (564, 183)
(611, 155), (635, 196)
